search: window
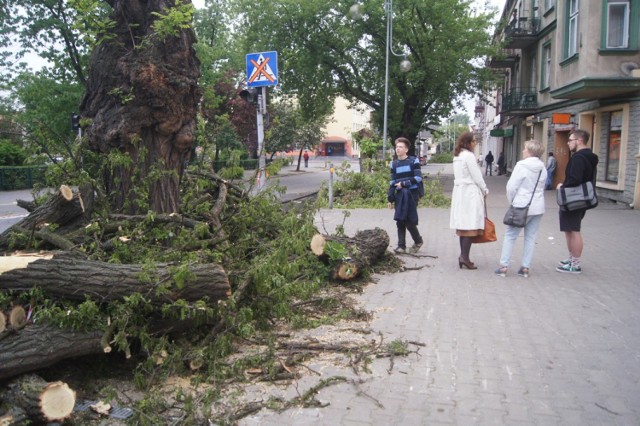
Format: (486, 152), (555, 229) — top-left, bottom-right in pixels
(606, 1), (630, 48)
(541, 44), (551, 89)
(567, 0), (579, 57)
(605, 111), (622, 183)
(545, 0), (555, 12)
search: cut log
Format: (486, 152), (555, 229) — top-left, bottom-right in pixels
(310, 234), (326, 256)
(0, 311), (5, 333)
(8, 305), (26, 328)
(0, 317), (210, 380)
(2, 374), (75, 422)
(0, 325), (104, 380)
(0, 253), (231, 304)
(311, 228), (389, 281)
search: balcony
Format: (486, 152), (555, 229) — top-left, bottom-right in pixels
(504, 17), (540, 49)
(488, 48), (519, 69)
(502, 87), (538, 116)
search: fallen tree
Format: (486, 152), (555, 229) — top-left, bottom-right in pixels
(310, 227), (390, 280)
(0, 253), (231, 304)
(0, 169), (393, 417)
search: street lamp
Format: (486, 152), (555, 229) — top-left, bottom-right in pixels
(351, 1), (410, 160)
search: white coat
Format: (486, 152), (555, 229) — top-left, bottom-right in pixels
(506, 156), (547, 215)
(450, 149), (488, 230)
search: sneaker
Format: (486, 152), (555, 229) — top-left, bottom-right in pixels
(494, 266), (507, 277)
(556, 264), (581, 274)
(394, 247), (406, 254)
(409, 242), (423, 254)
(557, 258), (571, 267)
(517, 267), (529, 278)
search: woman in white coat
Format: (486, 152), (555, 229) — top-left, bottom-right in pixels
(495, 139), (547, 278)
(449, 132), (489, 269)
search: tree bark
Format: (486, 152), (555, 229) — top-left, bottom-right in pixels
(0, 254), (231, 304)
(0, 326), (103, 381)
(80, 0), (201, 214)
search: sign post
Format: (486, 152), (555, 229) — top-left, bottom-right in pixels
(246, 51), (278, 191)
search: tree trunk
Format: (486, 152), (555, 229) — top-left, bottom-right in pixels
(80, 0), (201, 214)
(311, 228), (390, 280)
(1, 374), (75, 423)
(0, 254), (231, 304)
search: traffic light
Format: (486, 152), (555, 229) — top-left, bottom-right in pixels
(71, 113), (80, 132)
(239, 88), (259, 105)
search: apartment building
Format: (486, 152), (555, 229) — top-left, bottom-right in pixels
(319, 97), (372, 158)
(483, 0), (640, 207)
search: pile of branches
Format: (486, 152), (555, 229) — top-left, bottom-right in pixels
(0, 167), (391, 410)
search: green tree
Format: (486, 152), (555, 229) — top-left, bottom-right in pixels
(230, 0), (498, 144)
(0, 0), (110, 85)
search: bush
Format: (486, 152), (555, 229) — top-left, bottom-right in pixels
(316, 161), (450, 209)
(429, 152), (453, 163)
(0, 141), (27, 166)
(266, 158), (285, 176)
(219, 166), (244, 180)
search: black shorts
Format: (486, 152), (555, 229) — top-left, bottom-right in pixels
(559, 209), (586, 232)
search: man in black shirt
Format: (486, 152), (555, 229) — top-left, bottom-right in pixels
(556, 130), (599, 274)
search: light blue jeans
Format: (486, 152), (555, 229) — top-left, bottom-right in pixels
(499, 214), (543, 269)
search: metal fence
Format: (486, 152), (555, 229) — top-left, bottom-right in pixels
(0, 166), (48, 191)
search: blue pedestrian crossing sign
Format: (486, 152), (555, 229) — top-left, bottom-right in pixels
(246, 51), (278, 87)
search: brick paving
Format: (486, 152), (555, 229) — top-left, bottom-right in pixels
(241, 161), (640, 425)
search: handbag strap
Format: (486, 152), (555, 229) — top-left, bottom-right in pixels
(522, 169), (542, 208)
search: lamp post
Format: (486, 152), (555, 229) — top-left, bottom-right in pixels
(351, 1), (410, 160)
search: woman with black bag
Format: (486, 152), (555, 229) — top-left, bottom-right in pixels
(494, 140), (547, 278)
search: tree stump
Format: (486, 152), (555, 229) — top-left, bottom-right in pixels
(310, 228), (390, 280)
(1, 374), (75, 423)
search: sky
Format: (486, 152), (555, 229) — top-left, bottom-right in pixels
(459, 0), (506, 120)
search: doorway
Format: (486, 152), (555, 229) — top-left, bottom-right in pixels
(554, 131), (570, 187)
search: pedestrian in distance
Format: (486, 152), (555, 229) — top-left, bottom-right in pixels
(387, 137), (424, 254)
(545, 152), (557, 190)
(449, 132), (489, 269)
(497, 151), (506, 176)
(484, 151), (494, 176)
(495, 139), (547, 278)
(556, 129), (599, 274)
(303, 150), (309, 168)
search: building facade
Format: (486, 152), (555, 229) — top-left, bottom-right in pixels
(319, 97), (372, 158)
(485, 0), (640, 207)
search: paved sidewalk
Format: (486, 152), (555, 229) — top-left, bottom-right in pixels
(243, 166), (640, 425)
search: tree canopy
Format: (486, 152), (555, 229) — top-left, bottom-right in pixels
(230, 0), (498, 145)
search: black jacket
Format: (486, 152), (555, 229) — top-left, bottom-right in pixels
(563, 149), (599, 188)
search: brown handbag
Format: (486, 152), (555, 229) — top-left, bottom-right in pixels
(471, 202), (497, 244)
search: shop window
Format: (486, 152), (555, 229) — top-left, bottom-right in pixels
(605, 110), (622, 183)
